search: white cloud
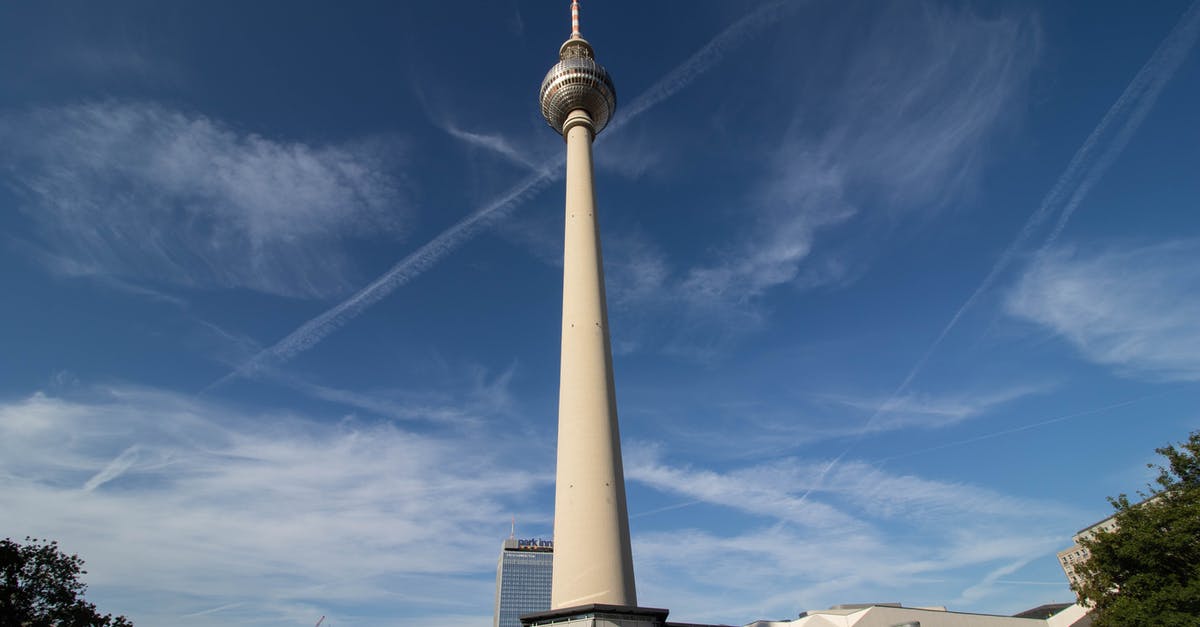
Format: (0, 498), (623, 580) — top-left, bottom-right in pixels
(0, 386), (549, 626)
(827, 384), (1050, 432)
(595, 130), (666, 180)
(625, 449), (1073, 623)
(610, 4), (1039, 355)
(635, 525), (1063, 624)
(627, 449), (866, 532)
(628, 451), (1072, 527)
(192, 317), (516, 427)
(0, 382), (1075, 625)
(441, 123), (549, 173)
(1006, 240), (1200, 380)
(681, 154), (856, 313)
(719, 4), (1034, 294)
(0, 101), (407, 298)
(605, 230), (672, 311)
(827, 4), (1037, 210)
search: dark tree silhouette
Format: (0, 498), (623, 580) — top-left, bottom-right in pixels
(0, 537), (133, 626)
(1074, 431), (1200, 626)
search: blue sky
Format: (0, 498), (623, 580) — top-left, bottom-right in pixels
(2, 1), (1199, 625)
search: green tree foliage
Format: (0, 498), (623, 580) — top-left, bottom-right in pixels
(0, 537), (133, 627)
(1074, 431), (1200, 626)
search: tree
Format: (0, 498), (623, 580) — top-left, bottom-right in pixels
(0, 537), (133, 627)
(1074, 431), (1200, 627)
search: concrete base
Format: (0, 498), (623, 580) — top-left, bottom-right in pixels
(520, 604), (668, 627)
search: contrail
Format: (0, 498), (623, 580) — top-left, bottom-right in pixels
(860, 0), (1200, 433)
(180, 603), (247, 618)
(630, 499), (702, 519)
(1042, 0), (1200, 248)
(209, 1), (800, 390)
(206, 167), (559, 390)
(82, 445), (141, 492)
(608, 1), (796, 132)
(873, 392), (1167, 464)
(797, 1), (1200, 501)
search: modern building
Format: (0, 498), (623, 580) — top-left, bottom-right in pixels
(1056, 512), (1120, 592)
(494, 537), (553, 627)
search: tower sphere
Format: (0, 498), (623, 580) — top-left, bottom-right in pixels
(539, 38), (617, 135)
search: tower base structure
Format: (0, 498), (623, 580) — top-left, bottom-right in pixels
(520, 603), (730, 627)
(521, 604), (667, 627)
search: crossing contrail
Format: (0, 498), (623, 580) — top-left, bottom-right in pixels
(208, 1), (800, 390)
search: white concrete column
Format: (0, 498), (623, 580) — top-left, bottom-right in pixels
(551, 108), (637, 609)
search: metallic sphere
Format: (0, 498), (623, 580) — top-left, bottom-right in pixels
(539, 40), (617, 135)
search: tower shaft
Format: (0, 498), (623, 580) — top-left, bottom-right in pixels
(551, 109), (637, 609)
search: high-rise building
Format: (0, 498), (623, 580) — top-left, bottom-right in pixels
(494, 537), (553, 627)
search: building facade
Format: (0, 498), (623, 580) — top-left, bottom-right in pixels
(1057, 512), (1120, 592)
(495, 538), (553, 627)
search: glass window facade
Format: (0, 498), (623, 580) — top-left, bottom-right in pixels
(494, 547), (553, 627)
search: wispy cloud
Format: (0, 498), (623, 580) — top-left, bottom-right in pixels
(826, 384), (1050, 432)
(625, 449), (1074, 622)
(879, 0), (1200, 409)
(627, 448), (865, 531)
(276, 363), (520, 428)
(609, 4), (1038, 357)
(440, 123), (548, 173)
(1006, 240), (1200, 381)
(5, 236), (192, 307)
(954, 555), (1043, 607)
(680, 155), (854, 311)
(81, 445), (142, 492)
(208, 165), (561, 389)
(692, 2), (1036, 296)
(191, 317), (512, 427)
(593, 131), (665, 180)
(0, 101), (406, 299)
(628, 451), (1074, 526)
(606, 1), (798, 133)
(605, 230), (672, 311)
(213, 1), (806, 385)
(0, 386), (550, 626)
(876, 392), (1169, 464)
(795, 1), (1200, 497)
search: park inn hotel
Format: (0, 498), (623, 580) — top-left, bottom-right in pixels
(494, 537), (553, 627)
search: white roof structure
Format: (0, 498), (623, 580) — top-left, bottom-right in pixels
(742, 602), (1090, 627)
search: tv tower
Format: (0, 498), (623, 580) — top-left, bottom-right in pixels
(538, 0), (635, 612)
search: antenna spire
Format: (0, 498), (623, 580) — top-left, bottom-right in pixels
(510, 516), (515, 539)
(570, 0), (582, 39)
